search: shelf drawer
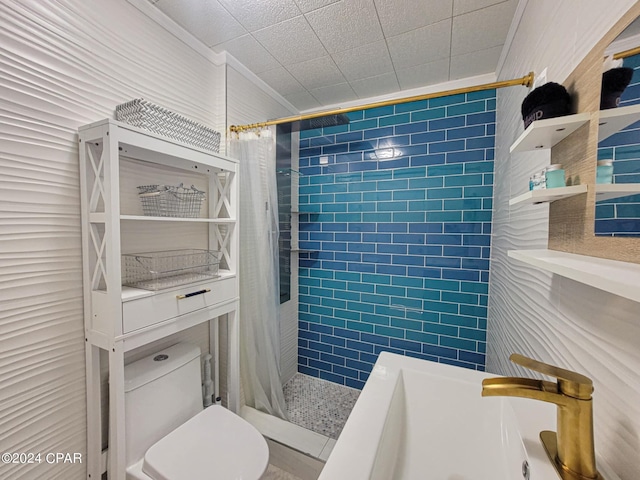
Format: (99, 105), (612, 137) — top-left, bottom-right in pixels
(122, 276), (236, 333)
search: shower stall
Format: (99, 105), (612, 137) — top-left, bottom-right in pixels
(232, 116), (360, 470)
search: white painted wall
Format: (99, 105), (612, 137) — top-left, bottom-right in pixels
(0, 0), (299, 474)
(489, 2), (640, 479)
(0, 0), (227, 478)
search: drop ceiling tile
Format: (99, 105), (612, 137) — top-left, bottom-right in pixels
(375, 0), (453, 37)
(332, 40), (393, 82)
(449, 45), (502, 79)
(451, 0), (517, 55)
(387, 19), (451, 70)
(286, 55), (346, 90)
(284, 91), (322, 110)
(350, 72), (401, 99)
(396, 58), (450, 90)
(309, 82), (359, 105)
(215, 34), (281, 74)
(305, 0), (384, 54)
(294, 0), (341, 14)
(217, 0), (301, 32)
(453, 0), (509, 16)
(258, 67), (306, 96)
(154, 0), (247, 47)
(253, 15), (327, 65)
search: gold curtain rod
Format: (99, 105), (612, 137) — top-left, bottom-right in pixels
(613, 45), (640, 60)
(229, 71), (535, 133)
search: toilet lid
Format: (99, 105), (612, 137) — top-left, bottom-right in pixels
(142, 405), (269, 480)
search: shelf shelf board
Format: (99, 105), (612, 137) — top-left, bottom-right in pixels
(509, 185), (588, 206)
(80, 118), (238, 171)
(510, 113), (590, 153)
(508, 249), (640, 303)
(121, 271), (236, 302)
(595, 183), (640, 202)
(120, 215), (235, 223)
(597, 104), (640, 142)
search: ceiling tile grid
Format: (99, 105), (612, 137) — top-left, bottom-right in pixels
(152, 0), (518, 110)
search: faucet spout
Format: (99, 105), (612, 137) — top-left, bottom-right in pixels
(482, 376), (571, 406)
(481, 354), (604, 480)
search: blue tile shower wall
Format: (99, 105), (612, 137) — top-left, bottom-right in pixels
(596, 53), (640, 236)
(297, 91), (496, 389)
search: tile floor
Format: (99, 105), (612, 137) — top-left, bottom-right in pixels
(263, 464), (304, 480)
(283, 373), (361, 440)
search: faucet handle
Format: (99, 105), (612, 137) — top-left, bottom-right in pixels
(510, 353), (593, 399)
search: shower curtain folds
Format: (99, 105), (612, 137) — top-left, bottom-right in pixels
(230, 128), (288, 420)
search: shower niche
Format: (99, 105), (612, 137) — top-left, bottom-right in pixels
(276, 123), (293, 304)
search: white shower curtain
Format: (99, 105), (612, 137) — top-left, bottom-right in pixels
(230, 129), (288, 420)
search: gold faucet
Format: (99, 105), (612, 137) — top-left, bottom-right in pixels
(482, 354), (605, 480)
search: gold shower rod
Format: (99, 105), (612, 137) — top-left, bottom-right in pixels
(613, 45), (640, 59)
(229, 71), (534, 133)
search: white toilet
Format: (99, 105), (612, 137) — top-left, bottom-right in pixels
(124, 342), (269, 480)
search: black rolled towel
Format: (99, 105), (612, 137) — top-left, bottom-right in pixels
(521, 82), (571, 129)
(601, 67), (634, 109)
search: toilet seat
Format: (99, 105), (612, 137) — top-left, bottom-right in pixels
(141, 405), (268, 480)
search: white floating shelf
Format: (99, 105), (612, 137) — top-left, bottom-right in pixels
(598, 104), (640, 142)
(508, 249), (640, 303)
(509, 185), (588, 206)
(595, 183), (640, 202)
(120, 215), (235, 223)
(510, 113), (591, 153)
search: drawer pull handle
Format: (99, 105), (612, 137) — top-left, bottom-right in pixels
(176, 288), (211, 300)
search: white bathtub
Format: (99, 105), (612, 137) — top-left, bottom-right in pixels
(319, 352), (619, 480)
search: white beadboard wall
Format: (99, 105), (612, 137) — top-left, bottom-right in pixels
(0, 0), (225, 478)
(489, 1), (640, 479)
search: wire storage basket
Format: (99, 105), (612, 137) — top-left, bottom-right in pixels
(122, 249), (221, 291)
(115, 98), (221, 153)
(137, 184), (205, 218)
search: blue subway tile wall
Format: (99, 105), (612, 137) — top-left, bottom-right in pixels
(298, 91), (496, 389)
(596, 53), (640, 236)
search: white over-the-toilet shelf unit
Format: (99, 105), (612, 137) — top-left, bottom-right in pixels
(78, 119), (238, 480)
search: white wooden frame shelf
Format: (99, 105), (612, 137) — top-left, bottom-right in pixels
(510, 113), (590, 153)
(120, 215), (236, 223)
(78, 119), (239, 480)
(508, 249), (640, 303)
(509, 185), (588, 206)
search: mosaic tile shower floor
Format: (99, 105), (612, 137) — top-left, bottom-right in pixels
(283, 373), (360, 440)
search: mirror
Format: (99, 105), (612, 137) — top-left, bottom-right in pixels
(595, 18), (640, 236)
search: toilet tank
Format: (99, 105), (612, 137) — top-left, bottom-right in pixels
(124, 343), (204, 466)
